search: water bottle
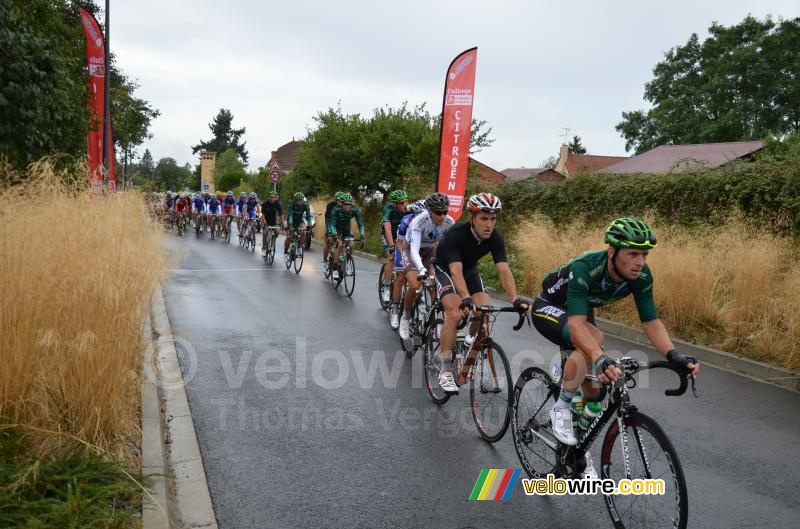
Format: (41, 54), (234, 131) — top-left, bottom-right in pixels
(570, 389), (584, 421)
(578, 401), (602, 432)
(463, 333), (476, 350)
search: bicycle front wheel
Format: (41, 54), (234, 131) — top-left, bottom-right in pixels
(377, 263), (389, 310)
(601, 411), (688, 529)
(343, 255), (355, 296)
(469, 338), (513, 443)
(423, 318), (450, 405)
(294, 243), (304, 274)
(266, 232), (275, 264)
(511, 367), (560, 478)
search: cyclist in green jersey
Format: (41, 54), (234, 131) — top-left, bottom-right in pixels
(284, 192), (312, 254)
(533, 218), (701, 453)
(327, 193), (365, 281)
(380, 190), (409, 304)
(323, 191), (344, 269)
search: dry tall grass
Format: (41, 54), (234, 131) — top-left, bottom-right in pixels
(511, 215), (800, 371)
(1, 160), (168, 456)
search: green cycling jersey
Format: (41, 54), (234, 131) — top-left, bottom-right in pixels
(539, 250), (658, 322)
(327, 205), (364, 236)
(287, 202), (311, 225)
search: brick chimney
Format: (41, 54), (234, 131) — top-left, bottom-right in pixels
(554, 144), (570, 177)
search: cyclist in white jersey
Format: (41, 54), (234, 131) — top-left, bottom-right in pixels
(399, 192), (455, 340)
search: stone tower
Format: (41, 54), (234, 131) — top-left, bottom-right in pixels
(200, 151), (216, 193)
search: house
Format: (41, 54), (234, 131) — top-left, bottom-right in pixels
(504, 145), (628, 184)
(500, 167), (548, 182)
(599, 140), (765, 174)
(469, 157), (505, 185)
(267, 139), (304, 174)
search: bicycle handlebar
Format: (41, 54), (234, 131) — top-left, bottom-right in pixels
(644, 360), (696, 397)
(456, 305), (529, 331)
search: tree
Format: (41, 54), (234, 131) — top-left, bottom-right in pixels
(292, 103), (494, 197)
(192, 108), (248, 163)
(138, 149), (155, 178)
(112, 72), (159, 184)
(0, 0), (158, 172)
(617, 16), (800, 154)
(568, 135), (587, 154)
(153, 157), (193, 192)
(539, 155), (559, 169)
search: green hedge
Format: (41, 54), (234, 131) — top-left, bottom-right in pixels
(496, 153), (800, 236)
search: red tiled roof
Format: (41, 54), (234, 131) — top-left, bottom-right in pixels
(599, 141), (764, 174)
(469, 157), (504, 183)
(270, 140), (304, 172)
(565, 154), (628, 175)
(500, 168), (547, 181)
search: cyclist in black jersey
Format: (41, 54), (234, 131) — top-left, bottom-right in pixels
(432, 192), (530, 393)
(535, 218), (700, 451)
(260, 192), (284, 254)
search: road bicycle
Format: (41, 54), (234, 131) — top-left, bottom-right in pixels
(284, 228), (304, 274)
(222, 215), (234, 244)
(423, 306), (526, 442)
(194, 212), (204, 238)
(240, 217), (257, 252)
(398, 275), (436, 358)
(327, 236), (362, 297)
(511, 349), (697, 529)
(377, 262), (397, 311)
(262, 225), (281, 265)
(208, 214), (218, 241)
(175, 211), (188, 236)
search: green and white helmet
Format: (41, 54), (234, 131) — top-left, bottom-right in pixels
(604, 218), (657, 249)
(293, 192), (305, 201)
(388, 190), (408, 202)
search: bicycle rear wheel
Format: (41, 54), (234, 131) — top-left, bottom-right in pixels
(343, 255), (355, 296)
(511, 367), (560, 478)
(601, 411), (688, 529)
(469, 338), (513, 443)
(423, 318), (450, 405)
(294, 242), (304, 274)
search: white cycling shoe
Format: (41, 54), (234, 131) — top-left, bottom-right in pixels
(549, 406), (578, 446)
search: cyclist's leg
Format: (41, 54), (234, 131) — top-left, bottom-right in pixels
(332, 235), (344, 264)
(323, 233), (331, 261)
(434, 264), (462, 365)
(380, 222), (393, 284)
(298, 222), (307, 245)
(284, 226), (293, 253)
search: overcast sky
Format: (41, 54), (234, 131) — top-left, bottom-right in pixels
(112, 0), (799, 172)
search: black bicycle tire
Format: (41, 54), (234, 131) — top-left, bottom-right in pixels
(344, 255), (355, 296)
(294, 242), (304, 274)
(601, 411), (689, 529)
(469, 338), (513, 443)
(423, 318), (450, 405)
(511, 367), (560, 478)
(377, 263), (389, 310)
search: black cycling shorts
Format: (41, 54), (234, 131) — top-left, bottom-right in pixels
(433, 264), (487, 298)
(532, 295), (595, 349)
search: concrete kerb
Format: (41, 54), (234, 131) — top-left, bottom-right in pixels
(149, 287), (219, 529)
(141, 311), (170, 529)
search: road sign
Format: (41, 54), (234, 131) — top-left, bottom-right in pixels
(269, 170), (282, 183)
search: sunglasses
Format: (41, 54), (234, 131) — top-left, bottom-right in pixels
(431, 209), (448, 216)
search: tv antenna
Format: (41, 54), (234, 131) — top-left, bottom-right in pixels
(560, 127), (571, 145)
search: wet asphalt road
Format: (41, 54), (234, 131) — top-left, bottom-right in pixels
(162, 227), (800, 529)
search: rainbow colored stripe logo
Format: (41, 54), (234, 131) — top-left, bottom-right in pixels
(469, 469), (521, 500)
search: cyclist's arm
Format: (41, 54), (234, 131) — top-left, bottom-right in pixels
(495, 261), (519, 302)
(408, 225), (425, 273)
(354, 210), (364, 236)
(446, 261), (471, 300)
(640, 320), (675, 356)
(383, 221), (393, 246)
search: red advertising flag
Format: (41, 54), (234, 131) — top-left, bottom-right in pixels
(79, 7), (105, 194)
(436, 47), (477, 219)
